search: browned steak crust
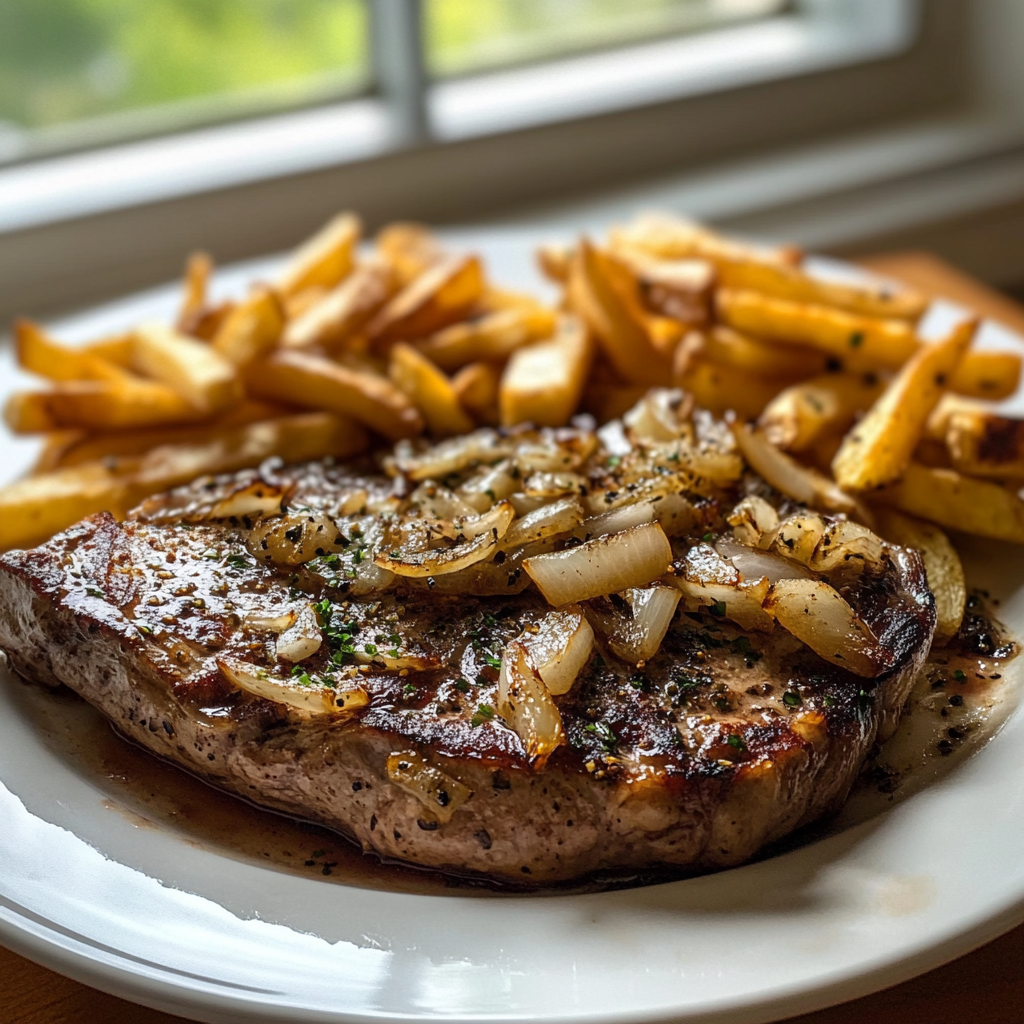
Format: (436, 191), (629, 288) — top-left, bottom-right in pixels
(0, 456), (935, 884)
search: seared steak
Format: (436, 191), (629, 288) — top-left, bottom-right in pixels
(0, 408), (936, 884)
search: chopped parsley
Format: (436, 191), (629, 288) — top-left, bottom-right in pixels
(726, 734), (746, 751)
(709, 600), (727, 618)
(226, 554), (252, 570)
(85, 587), (105, 598)
(471, 704), (495, 727)
(782, 690), (802, 708)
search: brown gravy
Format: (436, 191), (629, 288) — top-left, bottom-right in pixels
(6, 593), (1019, 897)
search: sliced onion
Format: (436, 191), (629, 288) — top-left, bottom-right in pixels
(730, 420), (866, 519)
(458, 460), (519, 512)
(509, 492), (549, 517)
(386, 751), (472, 824)
(498, 641), (565, 765)
(771, 512), (828, 566)
(524, 521), (672, 606)
(764, 578), (891, 677)
(623, 388), (691, 443)
(243, 608), (299, 632)
(353, 651), (441, 671)
(514, 429), (597, 472)
(519, 607), (594, 695)
(727, 495), (779, 549)
(392, 430), (512, 480)
(247, 510), (345, 566)
(275, 604), (323, 663)
(218, 657), (368, 714)
(376, 501), (515, 577)
(523, 471), (586, 499)
(597, 418), (632, 457)
(501, 497), (584, 550)
(209, 481), (285, 520)
(716, 539), (814, 584)
(651, 492), (700, 537)
(590, 585), (681, 664)
(583, 500), (655, 538)
(666, 543), (773, 631)
(336, 488), (370, 516)
(809, 519), (886, 572)
(409, 481), (476, 520)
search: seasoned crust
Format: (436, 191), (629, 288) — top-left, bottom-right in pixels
(0, 458), (935, 883)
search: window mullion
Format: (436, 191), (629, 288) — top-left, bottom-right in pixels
(369, 0), (430, 145)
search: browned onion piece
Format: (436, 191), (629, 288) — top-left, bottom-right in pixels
(666, 542), (773, 631)
(589, 585), (681, 664)
(392, 430), (513, 480)
(716, 539), (813, 584)
(247, 510), (345, 566)
(498, 641), (565, 765)
(519, 607), (594, 695)
(763, 578), (890, 677)
(809, 519), (886, 572)
(583, 501), (655, 538)
(771, 512), (828, 566)
(275, 604), (322, 663)
(623, 388), (691, 443)
(727, 495), (779, 549)
(218, 658), (368, 714)
(501, 498), (584, 550)
(386, 752), (472, 824)
(409, 482), (476, 520)
(458, 460), (519, 512)
(524, 522), (673, 606)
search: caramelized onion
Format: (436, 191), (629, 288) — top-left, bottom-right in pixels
(458, 460), (519, 512)
(218, 658), (368, 714)
(275, 605), (323, 663)
(524, 522), (673, 606)
(386, 752), (472, 824)
(727, 495), (778, 549)
(519, 607), (594, 695)
(810, 519), (886, 572)
(666, 542), (773, 631)
(623, 388), (691, 443)
(209, 481), (285, 520)
(247, 509), (344, 566)
(501, 498), (584, 550)
(589, 585), (681, 664)
(498, 641), (565, 765)
(716, 540), (813, 584)
(583, 501), (655, 538)
(771, 512), (828, 566)
(409, 481), (476, 520)
(392, 430), (512, 480)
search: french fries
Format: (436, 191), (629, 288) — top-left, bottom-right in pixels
(499, 318), (594, 428)
(375, 222), (446, 285)
(452, 363), (501, 424)
(178, 251), (213, 330)
(246, 350), (423, 441)
(211, 287), (286, 367)
(673, 352), (785, 421)
(759, 373), (884, 451)
(568, 239), (673, 387)
(944, 407), (1024, 479)
(416, 306), (557, 372)
(275, 212), (360, 297)
(698, 325), (831, 380)
(832, 319), (976, 491)
(873, 508), (965, 643)
(947, 349), (1022, 400)
(368, 254), (484, 346)
(15, 320), (132, 383)
(132, 323), (242, 413)
(388, 342), (475, 437)
(875, 462), (1024, 543)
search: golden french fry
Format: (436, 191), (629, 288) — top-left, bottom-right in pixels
(944, 408), (1024, 479)
(246, 350), (422, 441)
(568, 239), (672, 387)
(477, 287), (549, 315)
(389, 343), (475, 437)
(873, 507), (965, 643)
(83, 334), (135, 367)
(5, 379), (209, 434)
(367, 254), (485, 347)
(759, 372), (885, 451)
(500, 318), (594, 428)
(452, 362), (501, 423)
(126, 412), (369, 503)
(947, 349), (1021, 400)
(716, 258), (927, 321)
(15, 320), (132, 383)
(34, 400), (290, 471)
(416, 306), (557, 373)
(276, 212), (361, 298)
(211, 286), (285, 367)
(537, 244), (572, 284)
(875, 462), (1024, 543)
(832, 319), (976, 491)
(701, 325), (831, 380)
(132, 323), (242, 413)
(0, 463), (131, 551)
(178, 251), (213, 330)
(283, 260), (396, 352)
(716, 288), (920, 370)
(375, 222), (445, 285)
(609, 246), (714, 326)
(673, 357), (784, 421)
(611, 212), (801, 267)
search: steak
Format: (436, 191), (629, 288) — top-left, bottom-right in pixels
(0, 409), (936, 885)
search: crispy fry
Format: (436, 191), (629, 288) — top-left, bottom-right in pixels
(716, 258), (927, 321)
(947, 349), (1021, 399)
(132, 323), (242, 413)
(875, 462), (1024, 543)
(759, 372), (884, 451)
(375, 222), (445, 285)
(34, 400), (290, 472)
(701, 325), (831, 379)
(873, 507), (965, 643)
(452, 362), (501, 423)
(5, 380), (209, 433)
(500, 318), (594, 428)
(83, 334), (134, 367)
(716, 288), (919, 370)
(282, 260), (396, 352)
(211, 286), (285, 367)
(246, 350), (422, 441)
(0, 464), (130, 551)
(537, 244), (572, 284)
(15, 320), (132, 383)
(568, 239), (672, 387)
(389, 343), (475, 437)
(609, 247), (713, 326)
(944, 407), (1024, 479)
(832, 319), (976, 491)
(673, 356), (785, 421)
(477, 287), (549, 314)
(367, 254), (485, 347)
(275, 212), (361, 298)
(178, 251), (213, 330)
(416, 306), (557, 372)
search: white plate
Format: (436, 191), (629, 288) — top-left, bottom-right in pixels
(2, 233), (1024, 1024)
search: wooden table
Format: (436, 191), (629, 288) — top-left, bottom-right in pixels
(2, 253), (1024, 1024)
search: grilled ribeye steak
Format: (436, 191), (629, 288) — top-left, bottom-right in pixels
(0, 407), (936, 884)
